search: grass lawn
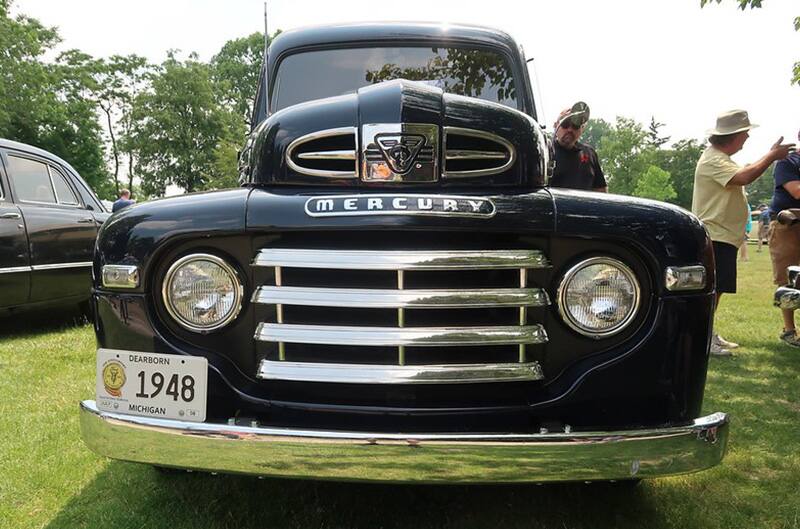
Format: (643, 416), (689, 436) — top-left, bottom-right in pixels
(1, 248), (798, 529)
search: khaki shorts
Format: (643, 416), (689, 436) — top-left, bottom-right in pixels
(768, 220), (800, 284)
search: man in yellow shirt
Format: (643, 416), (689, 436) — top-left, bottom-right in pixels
(692, 109), (795, 356)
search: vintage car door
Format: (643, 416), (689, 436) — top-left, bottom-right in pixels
(3, 152), (97, 303)
(0, 155), (30, 308)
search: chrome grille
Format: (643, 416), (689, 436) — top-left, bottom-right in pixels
(251, 248), (550, 384)
(285, 127), (358, 178)
(443, 126), (516, 178)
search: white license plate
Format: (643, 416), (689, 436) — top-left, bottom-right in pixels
(96, 348), (207, 422)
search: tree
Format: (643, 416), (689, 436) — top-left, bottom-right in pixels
(129, 53), (241, 196)
(633, 165), (677, 202)
(746, 163), (775, 206)
(654, 138), (706, 209)
(0, 7), (112, 197)
(700, 0), (799, 84)
(89, 55), (151, 195)
(210, 31), (279, 126)
(580, 118), (612, 150)
(647, 116), (671, 148)
(597, 117), (653, 196)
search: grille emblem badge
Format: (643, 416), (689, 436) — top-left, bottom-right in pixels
(376, 134), (425, 174)
(362, 124), (438, 183)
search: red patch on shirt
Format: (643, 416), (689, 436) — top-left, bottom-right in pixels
(580, 151), (590, 164)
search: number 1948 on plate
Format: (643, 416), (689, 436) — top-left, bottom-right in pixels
(96, 348), (207, 422)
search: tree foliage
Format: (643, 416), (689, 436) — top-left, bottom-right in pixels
(700, 0), (799, 84)
(0, 4), (112, 196)
(633, 165), (677, 202)
(596, 117), (652, 196)
(584, 116), (703, 209)
(129, 53), (241, 196)
(211, 31), (279, 126)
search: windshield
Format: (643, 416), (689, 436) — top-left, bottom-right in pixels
(272, 46), (518, 112)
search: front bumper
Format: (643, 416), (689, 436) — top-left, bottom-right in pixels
(80, 401), (728, 483)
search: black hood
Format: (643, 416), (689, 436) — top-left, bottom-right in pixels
(242, 79), (547, 189)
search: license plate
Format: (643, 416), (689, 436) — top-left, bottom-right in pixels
(96, 348), (207, 422)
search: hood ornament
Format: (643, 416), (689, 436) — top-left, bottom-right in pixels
(362, 123), (438, 183)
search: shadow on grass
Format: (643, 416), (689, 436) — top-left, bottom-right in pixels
(42, 461), (697, 529)
(0, 306), (89, 338)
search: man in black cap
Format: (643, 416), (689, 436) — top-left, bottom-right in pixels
(550, 101), (607, 192)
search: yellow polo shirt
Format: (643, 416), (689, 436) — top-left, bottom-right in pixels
(691, 146), (747, 248)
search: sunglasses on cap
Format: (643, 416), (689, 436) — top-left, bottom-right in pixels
(560, 119), (584, 130)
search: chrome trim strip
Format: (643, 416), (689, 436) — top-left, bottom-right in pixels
(556, 257), (641, 339)
(80, 401), (730, 483)
(30, 261), (93, 271)
(252, 286), (549, 309)
(443, 127), (517, 178)
(285, 127), (358, 178)
(252, 249), (550, 270)
(256, 360), (545, 384)
(0, 266), (31, 275)
(254, 323), (548, 346)
(297, 150), (356, 160)
(445, 150), (508, 160)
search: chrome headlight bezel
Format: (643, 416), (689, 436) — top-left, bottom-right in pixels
(161, 253), (244, 333)
(556, 256), (641, 338)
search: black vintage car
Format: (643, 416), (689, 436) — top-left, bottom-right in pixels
(0, 139), (108, 314)
(80, 23), (728, 483)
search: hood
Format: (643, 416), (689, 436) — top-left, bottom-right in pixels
(241, 79), (547, 189)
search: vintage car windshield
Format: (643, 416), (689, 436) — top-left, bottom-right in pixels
(271, 46), (518, 111)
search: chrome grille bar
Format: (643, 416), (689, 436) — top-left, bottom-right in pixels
(255, 323), (548, 347)
(445, 150), (508, 160)
(252, 249), (549, 270)
(397, 270), (406, 366)
(252, 286), (549, 308)
(297, 150), (356, 160)
(257, 360), (544, 384)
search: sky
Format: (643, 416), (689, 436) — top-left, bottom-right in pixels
(12, 0), (800, 164)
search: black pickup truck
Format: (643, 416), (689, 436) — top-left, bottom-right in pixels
(80, 22), (728, 483)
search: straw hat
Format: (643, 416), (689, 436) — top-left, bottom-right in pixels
(706, 109), (759, 136)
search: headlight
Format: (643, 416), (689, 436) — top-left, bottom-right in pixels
(162, 253), (244, 332)
(556, 257), (640, 338)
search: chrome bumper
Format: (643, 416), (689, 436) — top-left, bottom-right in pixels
(80, 401), (728, 483)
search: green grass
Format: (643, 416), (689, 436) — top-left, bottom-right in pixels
(1, 249), (799, 529)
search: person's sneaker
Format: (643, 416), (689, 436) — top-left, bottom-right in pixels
(709, 341), (733, 357)
(713, 334), (739, 349)
(779, 330), (800, 348)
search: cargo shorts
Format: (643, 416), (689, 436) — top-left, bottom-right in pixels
(768, 220), (800, 285)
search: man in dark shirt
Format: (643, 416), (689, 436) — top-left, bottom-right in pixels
(768, 132), (800, 346)
(550, 101), (607, 192)
(112, 188), (135, 213)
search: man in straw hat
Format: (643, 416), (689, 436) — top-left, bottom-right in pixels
(550, 101), (607, 192)
(768, 128), (800, 348)
(692, 109), (795, 356)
